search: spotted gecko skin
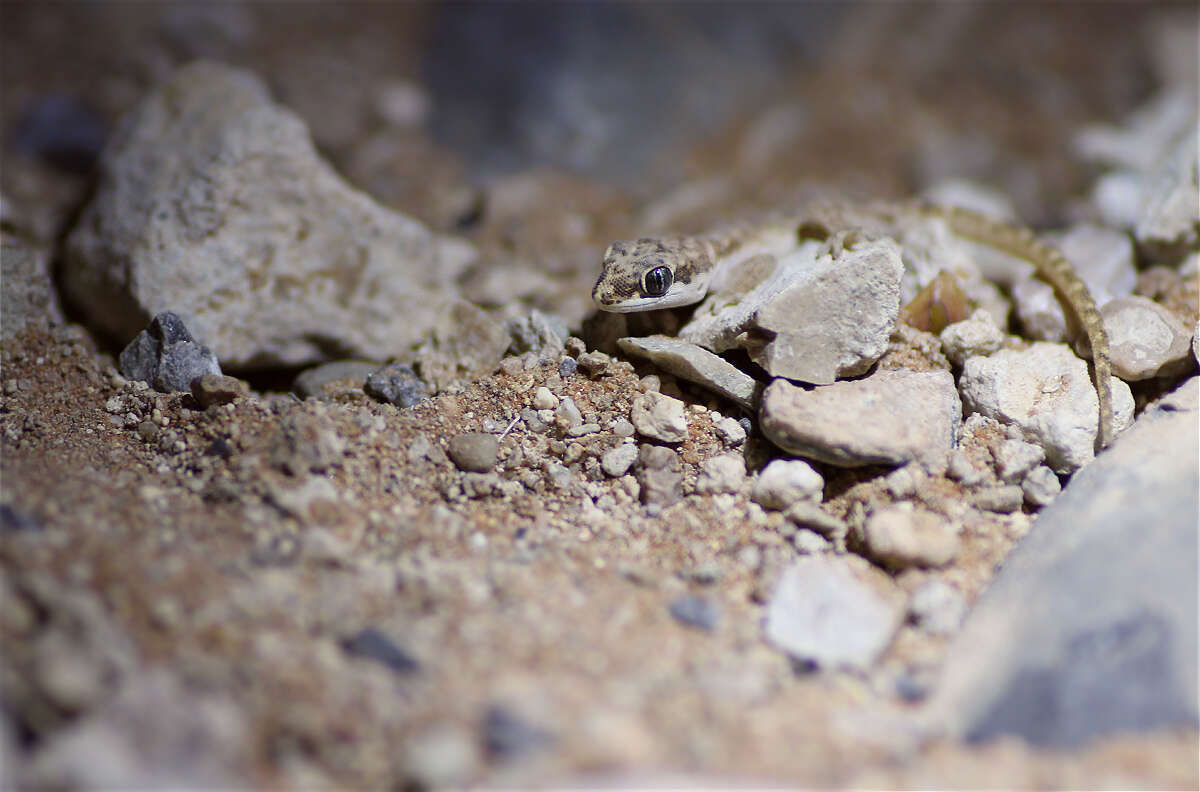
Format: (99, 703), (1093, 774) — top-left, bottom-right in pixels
(593, 202), (1114, 449)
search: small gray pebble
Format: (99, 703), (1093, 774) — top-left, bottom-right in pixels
(482, 705), (552, 760)
(558, 357), (578, 378)
(448, 432), (499, 472)
(669, 595), (719, 632)
(601, 443), (638, 477)
(341, 628), (419, 673)
(1021, 465), (1062, 507)
(364, 363), (429, 408)
(972, 484), (1025, 513)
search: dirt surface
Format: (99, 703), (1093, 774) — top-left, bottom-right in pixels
(2, 3), (1197, 788)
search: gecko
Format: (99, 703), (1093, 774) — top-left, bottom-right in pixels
(592, 201), (1115, 450)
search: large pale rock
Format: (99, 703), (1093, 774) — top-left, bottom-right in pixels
(747, 238), (903, 383)
(760, 369), (961, 472)
(924, 406), (1198, 747)
(959, 343), (1134, 472)
(62, 62), (474, 369)
(678, 239), (903, 385)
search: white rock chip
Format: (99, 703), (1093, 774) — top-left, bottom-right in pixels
(713, 416), (747, 445)
(531, 387), (559, 410)
(617, 335), (761, 411)
(959, 343), (1135, 472)
(1021, 465), (1062, 507)
(939, 309), (1005, 367)
(765, 557), (904, 670)
(908, 579), (968, 636)
(601, 444), (639, 478)
(695, 453), (746, 495)
(1100, 295), (1194, 381)
(62, 62), (473, 368)
(760, 369), (961, 473)
(630, 391), (688, 443)
(994, 438), (1045, 484)
(861, 506), (960, 570)
(751, 459), (824, 510)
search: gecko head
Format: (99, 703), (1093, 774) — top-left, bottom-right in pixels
(592, 236), (714, 313)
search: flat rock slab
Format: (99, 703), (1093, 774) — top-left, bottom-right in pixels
(63, 61), (473, 369)
(617, 335), (761, 411)
(924, 402), (1199, 748)
(760, 369), (961, 472)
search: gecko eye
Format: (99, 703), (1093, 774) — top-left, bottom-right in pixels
(641, 266), (673, 297)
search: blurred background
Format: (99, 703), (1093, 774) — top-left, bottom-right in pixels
(3, 2), (1195, 324)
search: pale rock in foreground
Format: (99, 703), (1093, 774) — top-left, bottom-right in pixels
(62, 61), (473, 368)
(617, 336), (761, 411)
(924, 405), (1199, 747)
(959, 343), (1134, 472)
(695, 453), (746, 495)
(760, 369), (961, 472)
(765, 556), (905, 671)
(1099, 295), (1194, 381)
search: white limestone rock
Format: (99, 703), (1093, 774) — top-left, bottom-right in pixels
(695, 453), (746, 495)
(760, 369), (961, 473)
(1100, 295), (1195, 381)
(629, 391), (689, 443)
(940, 309), (1005, 368)
(860, 506), (960, 570)
(959, 343), (1134, 472)
(751, 459), (824, 510)
(62, 62), (474, 369)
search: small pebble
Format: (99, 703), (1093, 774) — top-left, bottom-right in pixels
(752, 459), (824, 511)
(481, 705), (552, 760)
(532, 386), (559, 410)
(695, 453), (745, 494)
(610, 418), (635, 438)
(714, 416), (747, 445)
(566, 422), (601, 437)
(668, 595), (719, 632)
(447, 433), (499, 472)
(341, 627), (420, 673)
(630, 391), (688, 443)
(994, 438), (1045, 484)
(908, 579), (967, 636)
(971, 484), (1026, 513)
(576, 351), (610, 376)
(190, 373), (249, 408)
(364, 363), (429, 408)
(861, 506), (959, 569)
(601, 443), (639, 478)
(554, 397), (583, 429)
(564, 337), (587, 357)
(557, 357), (578, 378)
(1021, 465), (1062, 507)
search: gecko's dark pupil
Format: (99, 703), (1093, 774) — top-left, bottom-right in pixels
(643, 266), (672, 297)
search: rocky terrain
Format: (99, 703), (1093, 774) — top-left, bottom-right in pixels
(2, 4), (1197, 788)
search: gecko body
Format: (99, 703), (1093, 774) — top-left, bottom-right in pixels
(592, 202), (1114, 449)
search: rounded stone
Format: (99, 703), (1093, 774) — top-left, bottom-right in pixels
(447, 432), (499, 472)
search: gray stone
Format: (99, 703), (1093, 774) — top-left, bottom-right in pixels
(554, 397), (583, 430)
(340, 628), (419, 673)
(293, 360), (378, 400)
(959, 343), (1135, 472)
(924, 406), (1199, 747)
(118, 311), (222, 393)
(481, 705), (553, 761)
(1021, 465), (1062, 507)
(695, 453), (746, 495)
(630, 391), (688, 443)
(908, 580), (968, 636)
(751, 459), (823, 510)
(668, 595), (719, 632)
(63, 62), (473, 369)
(447, 433), (499, 472)
(1, 232), (63, 339)
(636, 444), (683, 507)
(363, 363), (428, 408)
(505, 309), (568, 356)
(617, 336), (762, 411)
(764, 556), (904, 670)
(860, 506), (959, 570)
(760, 369), (961, 472)
(713, 416), (747, 445)
(784, 501), (849, 542)
(1101, 295), (1194, 381)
